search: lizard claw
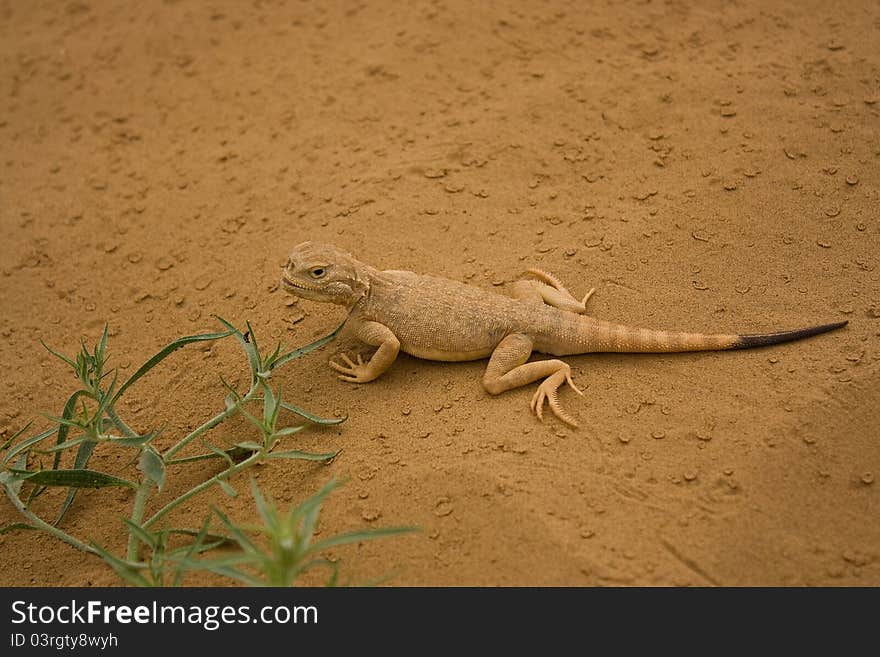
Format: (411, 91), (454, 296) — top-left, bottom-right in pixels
(530, 369), (580, 427)
(565, 370), (584, 396)
(581, 288), (595, 308)
(529, 387), (544, 421)
(329, 352), (373, 383)
(530, 385), (579, 427)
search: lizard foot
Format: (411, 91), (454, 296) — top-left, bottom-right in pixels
(529, 367), (583, 427)
(329, 352), (374, 383)
(525, 268), (595, 314)
(581, 287), (596, 309)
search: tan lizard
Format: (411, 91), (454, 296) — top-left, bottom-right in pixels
(280, 241), (847, 427)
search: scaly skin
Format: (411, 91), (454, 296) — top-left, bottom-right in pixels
(280, 242), (847, 427)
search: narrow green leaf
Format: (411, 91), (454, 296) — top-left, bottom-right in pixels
(138, 447), (166, 490)
(164, 452), (225, 466)
(112, 329), (233, 404)
(0, 421), (33, 454)
(356, 568), (405, 588)
(300, 494), (324, 549)
(262, 384), (276, 426)
(233, 441), (263, 452)
(42, 413), (87, 429)
(90, 541), (151, 587)
(171, 518), (214, 586)
(36, 436), (87, 454)
(249, 478), (277, 533)
(212, 507), (260, 555)
(110, 429), (161, 448)
(186, 562), (263, 587)
(296, 557), (338, 579)
(269, 386), (283, 427)
(273, 425), (305, 437)
(148, 531), (168, 582)
(214, 317), (261, 381)
(105, 406), (138, 439)
(235, 404), (264, 432)
(223, 445), (255, 464)
(175, 536), (231, 554)
(279, 401), (346, 426)
(11, 468), (137, 489)
(122, 518), (158, 549)
(93, 371), (119, 418)
(54, 438), (99, 524)
(196, 439), (235, 466)
(290, 478), (341, 527)
(310, 526), (418, 553)
(265, 449), (338, 462)
(245, 320), (262, 366)
(166, 527), (232, 546)
(263, 342), (283, 371)
(283, 478), (343, 555)
(218, 480), (238, 498)
(185, 553), (265, 569)
(96, 324), (109, 364)
(25, 480), (45, 506)
(5, 452), (29, 500)
(269, 320), (346, 371)
(51, 390), (90, 472)
(40, 340), (78, 370)
(218, 374), (241, 395)
(326, 560), (340, 587)
(0, 471), (18, 492)
(72, 436), (98, 469)
(3, 426), (57, 465)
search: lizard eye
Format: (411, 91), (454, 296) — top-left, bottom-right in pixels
(309, 267), (326, 279)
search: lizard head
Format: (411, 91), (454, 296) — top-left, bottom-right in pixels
(281, 241), (369, 306)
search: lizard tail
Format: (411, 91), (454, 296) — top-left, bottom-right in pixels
(729, 320), (848, 349)
(565, 318), (848, 354)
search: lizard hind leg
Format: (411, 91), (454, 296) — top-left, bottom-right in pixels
(482, 333), (584, 427)
(522, 268), (595, 314)
(510, 280), (544, 305)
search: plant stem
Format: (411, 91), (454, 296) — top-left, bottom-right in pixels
(142, 451), (262, 529)
(106, 407), (138, 438)
(165, 453), (225, 466)
(127, 478), (152, 561)
(2, 485), (97, 555)
(163, 388), (257, 459)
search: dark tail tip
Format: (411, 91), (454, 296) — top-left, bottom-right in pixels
(732, 320), (848, 350)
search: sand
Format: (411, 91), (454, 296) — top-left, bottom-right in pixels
(1, 0), (878, 586)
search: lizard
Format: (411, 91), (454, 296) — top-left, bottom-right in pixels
(280, 241), (847, 427)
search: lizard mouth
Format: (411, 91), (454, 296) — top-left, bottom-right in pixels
(281, 277), (317, 292)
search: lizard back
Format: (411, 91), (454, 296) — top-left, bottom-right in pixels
(355, 270), (532, 361)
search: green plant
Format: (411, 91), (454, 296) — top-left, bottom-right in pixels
(0, 318), (409, 586)
(177, 478), (412, 586)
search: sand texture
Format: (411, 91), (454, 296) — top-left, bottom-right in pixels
(1, 0), (878, 586)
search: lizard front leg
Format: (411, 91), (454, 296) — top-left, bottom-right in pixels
(511, 268), (595, 314)
(329, 320), (400, 383)
(482, 333), (583, 427)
